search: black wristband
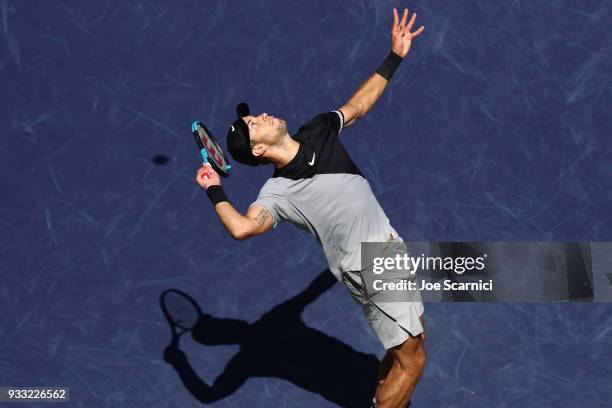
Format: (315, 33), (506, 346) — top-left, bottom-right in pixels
(206, 185), (230, 206)
(375, 51), (403, 81)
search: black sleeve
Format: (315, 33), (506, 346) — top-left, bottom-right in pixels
(295, 111), (344, 142)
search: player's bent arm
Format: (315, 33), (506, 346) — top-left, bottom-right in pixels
(213, 202), (273, 241)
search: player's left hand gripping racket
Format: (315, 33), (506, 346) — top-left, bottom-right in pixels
(160, 289), (202, 349)
(192, 121), (232, 177)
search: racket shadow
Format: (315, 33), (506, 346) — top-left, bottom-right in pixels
(160, 269), (379, 407)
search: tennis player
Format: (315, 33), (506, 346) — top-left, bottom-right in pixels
(196, 8), (425, 408)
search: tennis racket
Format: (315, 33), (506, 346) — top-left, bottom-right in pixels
(192, 121), (232, 177)
(160, 289), (202, 348)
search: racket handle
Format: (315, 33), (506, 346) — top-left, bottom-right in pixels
(170, 336), (179, 349)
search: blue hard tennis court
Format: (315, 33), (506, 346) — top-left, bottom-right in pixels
(1, 1), (612, 407)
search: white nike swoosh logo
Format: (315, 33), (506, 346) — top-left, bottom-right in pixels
(308, 152), (316, 166)
(231, 125), (235, 131)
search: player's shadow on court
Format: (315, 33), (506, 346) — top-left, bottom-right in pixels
(162, 270), (379, 407)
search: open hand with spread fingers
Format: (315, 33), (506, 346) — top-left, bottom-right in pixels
(391, 7), (425, 58)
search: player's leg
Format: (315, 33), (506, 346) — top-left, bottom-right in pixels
(374, 315), (425, 406)
(342, 268), (426, 407)
(375, 316), (425, 383)
(375, 328), (426, 408)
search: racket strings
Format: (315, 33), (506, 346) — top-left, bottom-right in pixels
(197, 126), (226, 168)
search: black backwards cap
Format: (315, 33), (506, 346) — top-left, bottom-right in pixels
(227, 102), (260, 166)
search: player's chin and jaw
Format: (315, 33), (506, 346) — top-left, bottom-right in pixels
(273, 118), (288, 143)
(263, 117), (287, 144)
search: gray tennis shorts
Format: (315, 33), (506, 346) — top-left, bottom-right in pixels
(342, 241), (425, 350)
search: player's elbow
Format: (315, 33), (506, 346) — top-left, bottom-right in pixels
(226, 216), (259, 241)
(348, 101), (367, 118)
(230, 228), (251, 241)
(231, 220), (259, 241)
(359, 98), (378, 118)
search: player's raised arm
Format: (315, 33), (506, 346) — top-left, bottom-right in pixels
(339, 7), (424, 128)
(196, 163), (273, 240)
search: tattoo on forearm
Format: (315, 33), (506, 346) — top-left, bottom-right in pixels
(254, 208), (269, 225)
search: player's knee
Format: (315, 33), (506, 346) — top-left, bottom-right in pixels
(393, 339), (427, 372)
(414, 342), (427, 370)
(405, 344), (426, 373)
